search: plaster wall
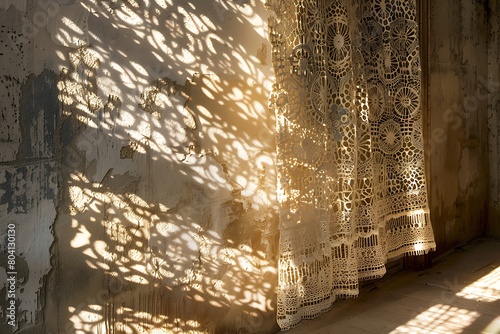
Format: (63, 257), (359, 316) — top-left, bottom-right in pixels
(1, 1), (279, 333)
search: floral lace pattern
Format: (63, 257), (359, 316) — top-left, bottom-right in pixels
(266, 0), (436, 330)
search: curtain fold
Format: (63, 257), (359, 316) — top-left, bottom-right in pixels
(265, 0), (436, 330)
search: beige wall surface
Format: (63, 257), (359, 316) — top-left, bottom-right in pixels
(1, 1), (279, 333)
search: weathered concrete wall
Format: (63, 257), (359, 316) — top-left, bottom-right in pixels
(487, 1), (500, 238)
(0, 2), (58, 333)
(1, 1), (279, 333)
(427, 0), (490, 254)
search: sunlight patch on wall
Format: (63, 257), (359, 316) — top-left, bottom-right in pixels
(47, 2), (90, 47)
(69, 305), (105, 334)
(52, 0), (277, 332)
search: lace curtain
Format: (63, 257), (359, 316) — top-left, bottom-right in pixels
(265, 0), (436, 330)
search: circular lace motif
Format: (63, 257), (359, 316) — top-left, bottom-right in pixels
(290, 43), (313, 77)
(367, 84), (386, 121)
(326, 18), (351, 67)
(379, 120), (402, 154)
(394, 86), (420, 118)
(377, 48), (399, 84)
(373, 0), (394, 25)
(310, 74), (336, 116)
(390, 17), (418, 54)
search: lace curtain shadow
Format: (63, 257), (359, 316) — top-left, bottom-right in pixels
(265, 0), (436, 330)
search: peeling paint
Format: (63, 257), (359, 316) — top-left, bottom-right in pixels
(0, 72), (57, 332)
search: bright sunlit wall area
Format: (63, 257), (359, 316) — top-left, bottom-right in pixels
(1, 0), (279, 333)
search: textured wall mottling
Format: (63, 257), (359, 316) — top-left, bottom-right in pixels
(0, 3), (57, 333)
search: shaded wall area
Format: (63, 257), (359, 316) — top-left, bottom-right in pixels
(487, 0), (500, 238)
(427, 0), (491, 256)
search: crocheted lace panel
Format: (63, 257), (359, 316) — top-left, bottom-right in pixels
(265, 0), (436, 329)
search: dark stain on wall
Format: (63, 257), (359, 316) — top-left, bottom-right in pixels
(0, 69), (60, 212)
(17, 69), (59, 160)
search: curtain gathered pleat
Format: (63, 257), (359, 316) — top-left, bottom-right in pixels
(265, 0), (436, 330)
